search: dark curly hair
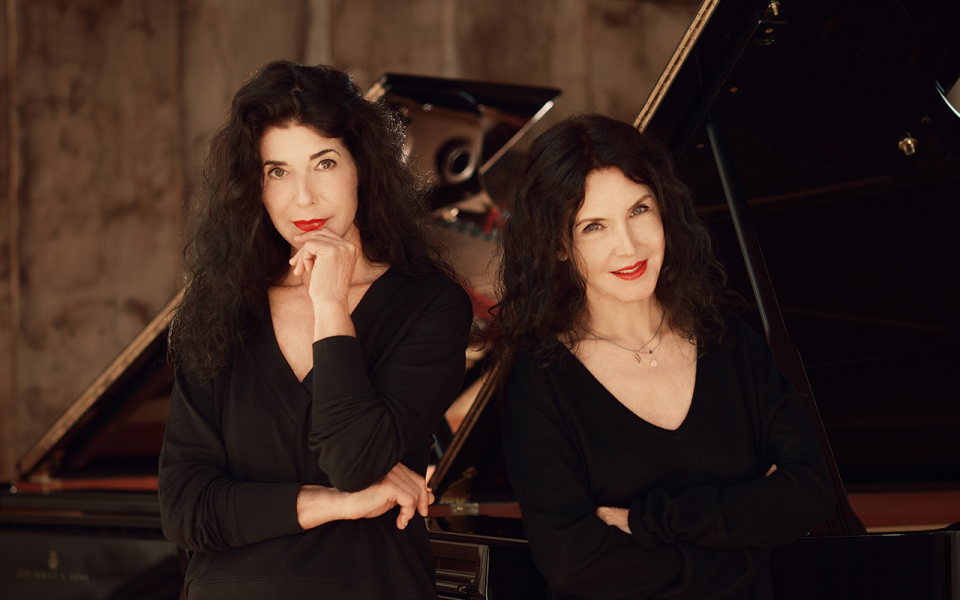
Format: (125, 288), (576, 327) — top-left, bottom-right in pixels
(170, 61), (451, 381)
(493, 113), (729, 374)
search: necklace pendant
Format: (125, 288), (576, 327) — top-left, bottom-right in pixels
(650, 358), (658, 367)
(634, 352), (642, 364)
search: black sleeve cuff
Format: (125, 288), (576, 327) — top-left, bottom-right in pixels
(233, 481), (305, 545)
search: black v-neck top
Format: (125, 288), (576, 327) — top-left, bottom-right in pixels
(501, 313), (833, 600)
(159, 268), (473, 599)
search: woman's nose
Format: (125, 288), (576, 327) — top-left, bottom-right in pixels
(295, 177), (316, 206)
(613, 224), (638, 254)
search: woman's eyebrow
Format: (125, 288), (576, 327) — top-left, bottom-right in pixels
(309, 148), (338, 160)
(573, 194), (654, 228)
(263, 148), (339, 167)
(574, 215), (605, 229)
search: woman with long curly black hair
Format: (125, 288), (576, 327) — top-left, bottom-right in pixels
(159, 61), (472, 599)
(495, 114), (832, 599)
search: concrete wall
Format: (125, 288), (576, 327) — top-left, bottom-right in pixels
(0, 0), (699, 480)
(13, 0), (184, 471)
(2, 0), (15, 481)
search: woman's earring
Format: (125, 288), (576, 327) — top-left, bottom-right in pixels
(557, 252), (568, 262)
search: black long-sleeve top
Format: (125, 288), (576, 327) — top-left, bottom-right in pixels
(159, 268), (473, 599)
(501, 313), (833, 600)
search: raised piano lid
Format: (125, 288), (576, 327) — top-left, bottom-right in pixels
(367, 74), (560, 212)
(15, 289), (182, 489)
(634, 0), (960, 534)
(367, 73), (560, 177)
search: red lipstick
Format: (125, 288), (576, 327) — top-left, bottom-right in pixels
(294, 219), (328, 232)
(611, 260), (647, 280)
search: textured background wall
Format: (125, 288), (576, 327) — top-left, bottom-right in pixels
(0, 0), (699, 480)
(2, 0), (14, 482)
(13, 0), (184, 473)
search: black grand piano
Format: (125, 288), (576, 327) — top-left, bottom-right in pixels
(3, 0), (960, 598)
(429, 0), (960, 597)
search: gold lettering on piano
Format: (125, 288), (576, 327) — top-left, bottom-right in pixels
(15, 568), (90, 583)
(13, 548), (91, 583)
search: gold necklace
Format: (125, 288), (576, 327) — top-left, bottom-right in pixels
(584, 311), (665, 366)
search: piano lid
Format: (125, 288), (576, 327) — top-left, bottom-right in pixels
(367, 74), (560, 175)
(367, 74), (560, 210)
(637, 0), (960, 205)
(16, 290), (181, 483)
(632, 0), (960, 506)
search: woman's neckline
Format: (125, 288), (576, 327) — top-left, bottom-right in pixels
(559, 341), (700, 433)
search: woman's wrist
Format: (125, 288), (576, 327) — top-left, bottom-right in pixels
(311, 298), (355, 340)
(296, 485), (346, 530)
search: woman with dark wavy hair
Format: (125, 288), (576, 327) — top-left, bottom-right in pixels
(159, 61), (472, 599)
(496, 114), (832, 599)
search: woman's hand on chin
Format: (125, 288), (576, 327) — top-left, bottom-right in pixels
(596, 506), (632, 535)
(290, 228), (359, 309)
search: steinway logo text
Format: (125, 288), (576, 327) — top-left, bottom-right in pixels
(16, 569), (90, 583)
(14, 549), (90, 583)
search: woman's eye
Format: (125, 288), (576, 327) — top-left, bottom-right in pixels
(267, 167), (286, 178)
(583, 223), (601, 233)
(631, 205), (648, 216)
(318, 159), (336, 170)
